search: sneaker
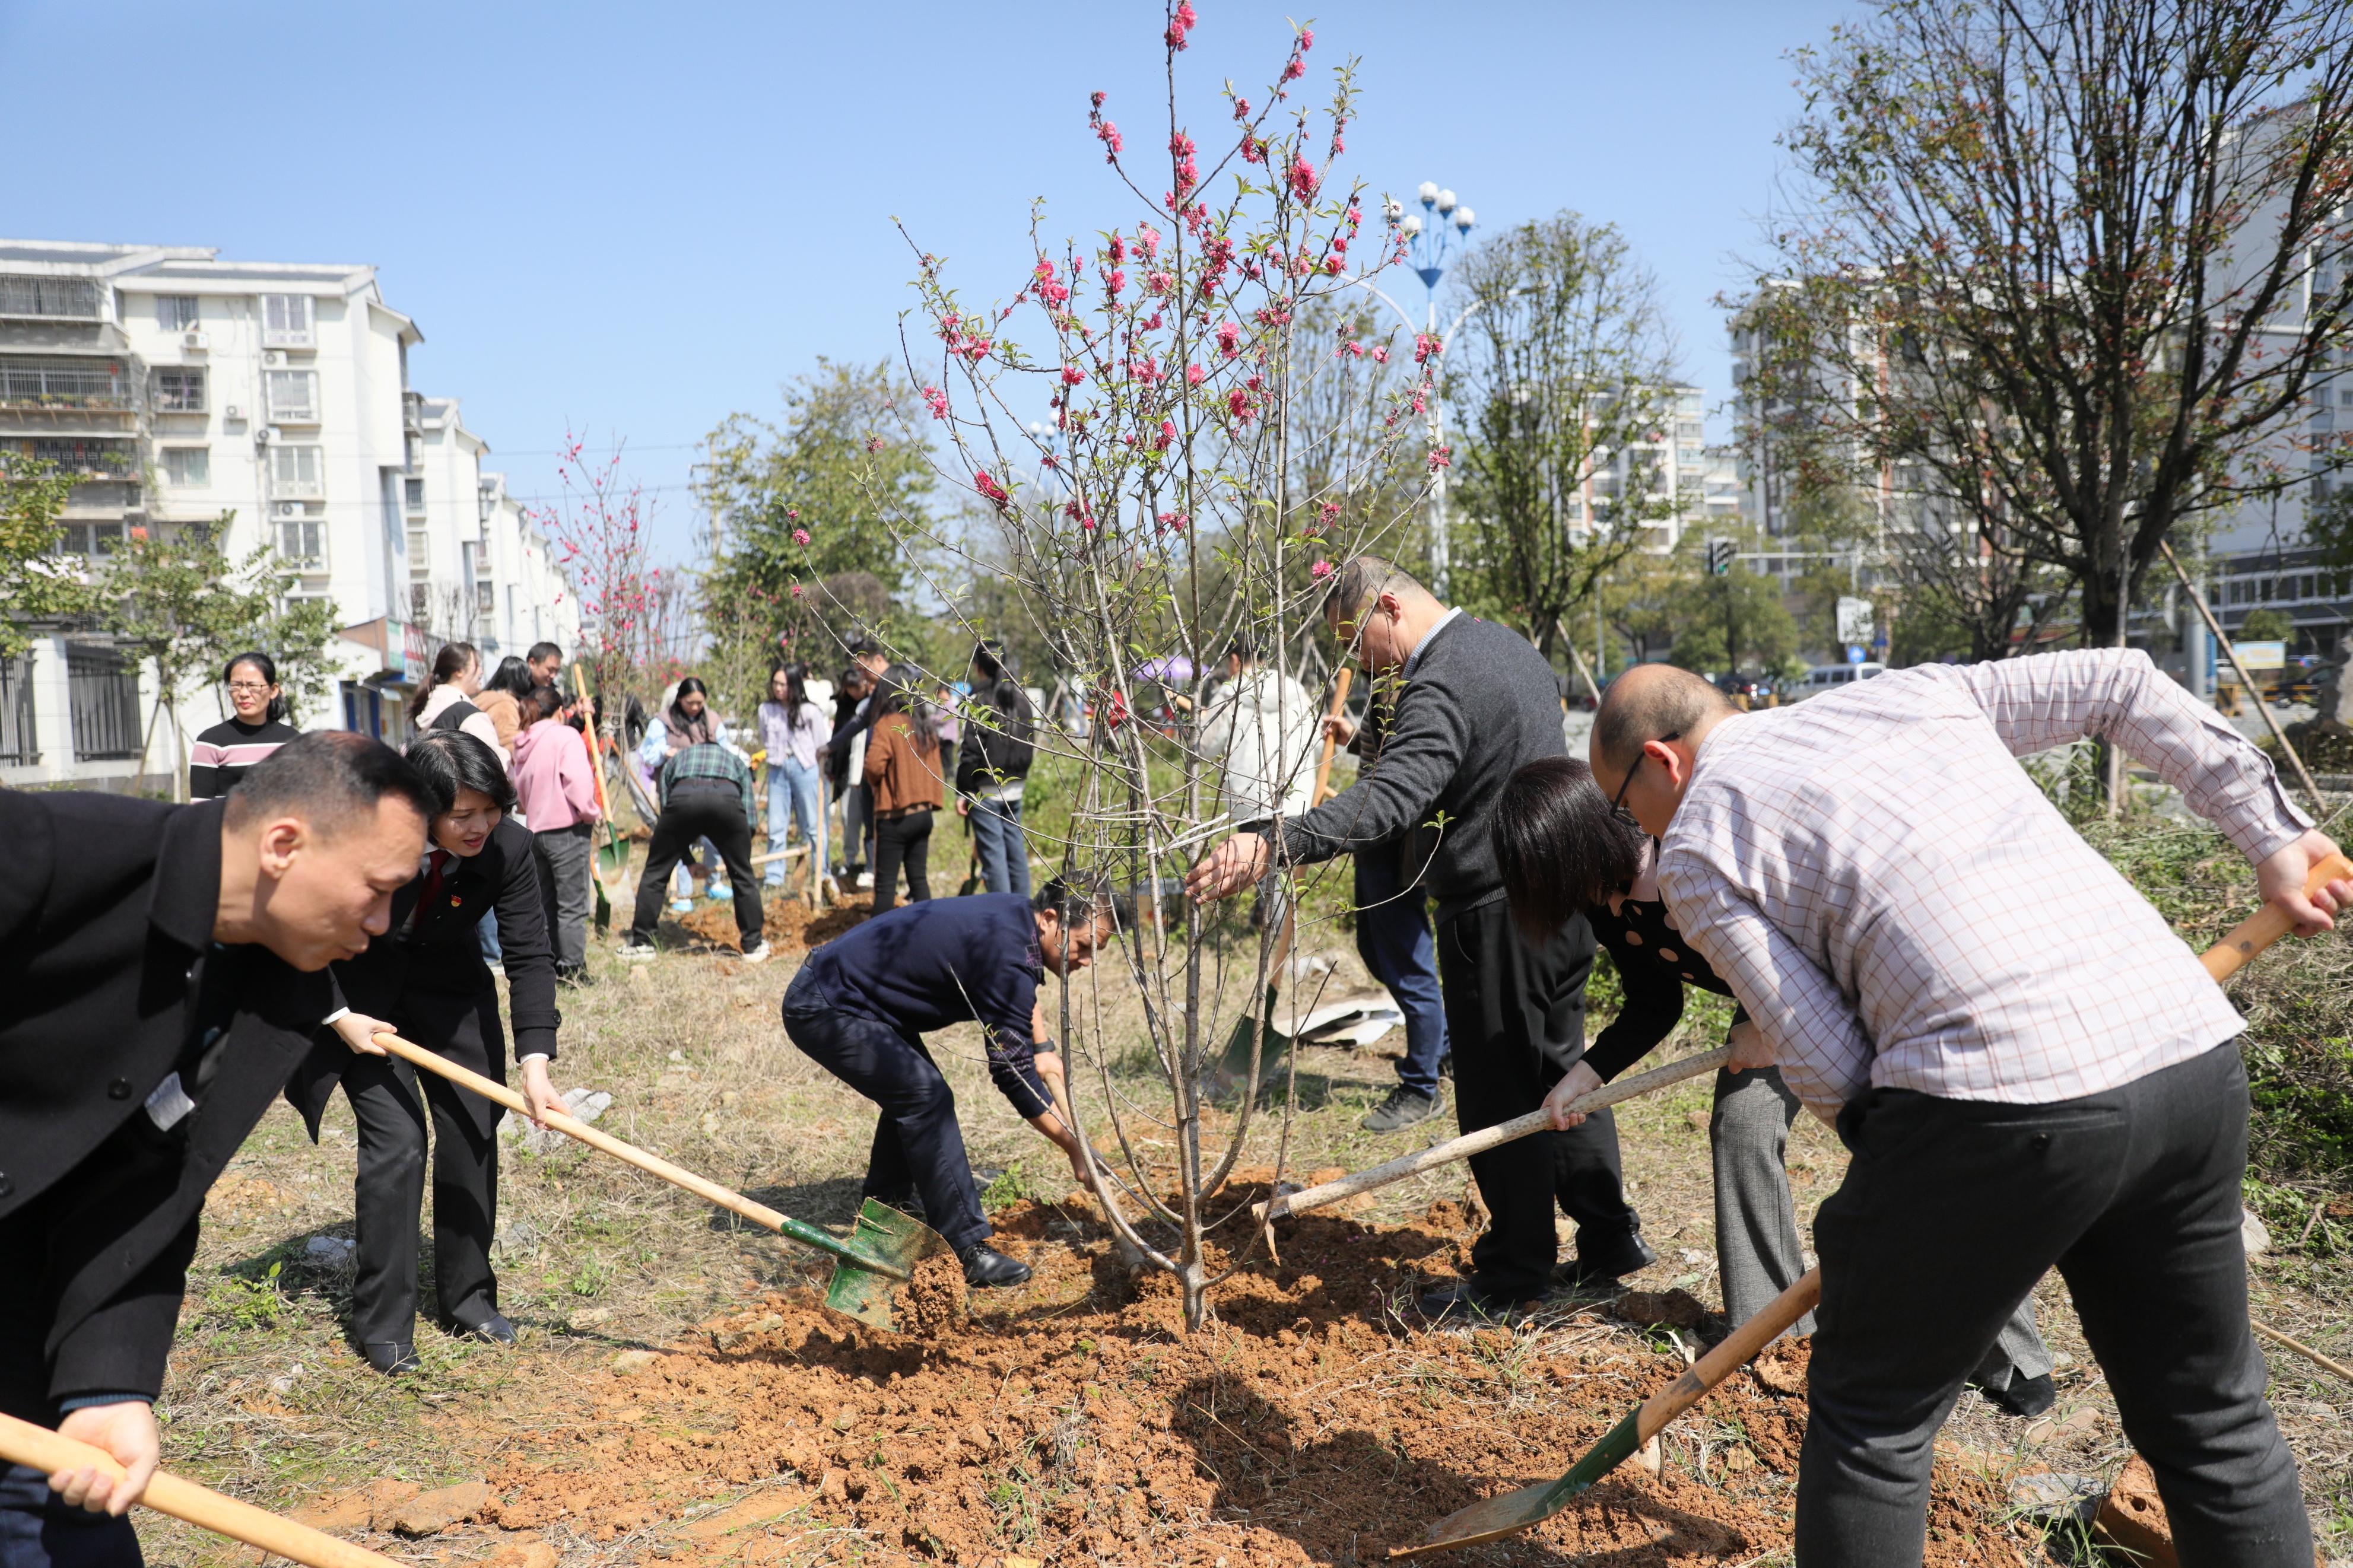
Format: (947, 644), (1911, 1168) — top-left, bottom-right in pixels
(855, 872), (874, 891)
(958, 1242), (1033, 1289)
(1362, 1084), (1443, 1134)
(669, 898), (693, 914)
(1554, 1233), (1659, 1292)
(618, 940), (658, 962)
(1418, 1277), (1544, 1326)
(708, 882), (732, 901)
(1974, 1370), (2058, 1419)
(738, 940), (771, 965)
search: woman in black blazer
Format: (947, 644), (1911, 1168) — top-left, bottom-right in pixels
(287, 730), (567, 1375)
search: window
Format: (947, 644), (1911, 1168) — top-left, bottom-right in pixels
(2339, 389), (2353, 408)
(404, 476), (425, 513)
(53, 520), (125, 559)
(277, 516), (327, 568)
(268, 443), (323, 498)
(261, 293), (313, 347)
(153, 366), (206, 413)
(161, 448), (209, 487)
(475, 580), (495, 616)
(0, 653), (36, 765)
(157, 295), (201, 331)
(0, 276), (100, 320)
(408, 525), (431, 574)
(265, 368), (318, 422)
(66, 643), (141, 762)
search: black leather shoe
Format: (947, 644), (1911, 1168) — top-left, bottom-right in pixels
(1555, 1233), (1659, 1291)
(363, 1340), (421, 1375)
(1975, 1370), (2057, 1418)
(451, 1309), (518, 1346)
(958, 1243), (1033, 1289)
(1417, 1277), (1542, 1325)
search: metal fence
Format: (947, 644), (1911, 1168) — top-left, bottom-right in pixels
(66, 642), (141, 762)
(0, 654), (36, 765)
(0, 357), (131, 408)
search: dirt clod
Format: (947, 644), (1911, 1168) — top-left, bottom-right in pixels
(896, 1249), (968, 1336)
(386, 1480), (489, 1537)
(1752, 1336), (1812, 1395)
(1614, 1287), (1710, 1329)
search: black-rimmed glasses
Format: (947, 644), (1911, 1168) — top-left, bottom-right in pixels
(1608, 731), (1680, 826)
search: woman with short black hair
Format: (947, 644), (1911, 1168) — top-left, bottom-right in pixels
(190, 651), (301, 798)
(286, 729), (566, 1375)
(1493, 756), (2055, 1414)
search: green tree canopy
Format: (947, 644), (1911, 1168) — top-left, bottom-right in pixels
(0, 456), (97, 659)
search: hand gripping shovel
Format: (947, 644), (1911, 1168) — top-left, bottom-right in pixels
(371, 1033), (947, 1331)
(0, 1411), (402, 1568)
(1389, 855), (2352, 1559)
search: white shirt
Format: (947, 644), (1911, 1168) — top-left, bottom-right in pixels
(1655, 648), (2310, 1109)
(1403, 606), (1465, 677)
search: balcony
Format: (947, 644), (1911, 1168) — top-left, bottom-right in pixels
(0, 357), (132, 411)
(15, 438), (137, 479)
(403, 390), (425, 437)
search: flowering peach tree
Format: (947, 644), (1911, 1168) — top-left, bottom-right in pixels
(796, 6), (1439, 1330)
(531, 428), (667, 715)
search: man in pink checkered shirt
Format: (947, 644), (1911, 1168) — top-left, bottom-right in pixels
(1594, 647), (2348, 1568)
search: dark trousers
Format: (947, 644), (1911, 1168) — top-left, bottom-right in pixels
(631, 790), (761, 947)
(339, 990), (504, 1345)
(872, 809), (933, 912)
(1801, 1041), (2309, 1567)
(1436, 896), (1638, 1300)
(1354, 849), (1449, 1097)
(0, 1465), (136, 1568)
(780, 970), (988, 1254)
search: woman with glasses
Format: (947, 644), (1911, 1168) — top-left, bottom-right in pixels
(190, 651), (302, 798)
(1493, 755), (2057, 1417)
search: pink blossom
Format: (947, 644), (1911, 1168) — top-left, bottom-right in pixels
(1414, 332), (1443, 364)
(1298, 26), (1313, 49)
(973, 470), (1011, 508)
(1156, 419), (1176, 450)
(1109, 269), (1127, 297)
(1186, 362), (1205, 384)
(1060, 365), (1085, 386)
(1240, 135), (1263, 166)
(1109, 233), (1127, 264)
(1370, 344), (1389, 364)
(1155, 509), (1189, 533)
(1428, 444), (1453, 471)
(1216, 320), (1241, 356)
(1289, 156), (1319, 201)
(1319, 500), (1342, 524)
(1232, 95), (1250, 120)
(790, 584), (804, 598)
(1166, 0), (1197, 50)
(1091, 90), (1107, 108)
(865, 434), (884, 452)
(1097, 120), (1123, 160)
(1147, 269), (1173, 294)
(792, 528), (811, 546)
(1346, 204), (1363, 229)
(1324, 254), (1344, 275)
(1283, 55), (1304, 81)
(923, 384), (949, 419)
(1227, 386), (1253, 421)
(1311, 559), (1333, 579)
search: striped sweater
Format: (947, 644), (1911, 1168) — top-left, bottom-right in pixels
(189, 718), (301, 799)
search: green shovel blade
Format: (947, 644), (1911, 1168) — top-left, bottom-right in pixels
(1389, 1410), (1643, 1559)
(823, 1198), (950, 1332)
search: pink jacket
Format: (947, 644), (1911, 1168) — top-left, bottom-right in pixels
(512, 718), (602, 832)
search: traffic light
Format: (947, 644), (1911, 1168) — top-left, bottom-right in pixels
(1704, 539), (1737, 576)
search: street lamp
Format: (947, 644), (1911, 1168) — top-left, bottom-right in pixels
(1349, 182), (1481, 594)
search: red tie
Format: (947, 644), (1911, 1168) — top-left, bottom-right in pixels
(411, 850), (452, 935)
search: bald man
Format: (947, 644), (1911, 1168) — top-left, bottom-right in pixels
(1592, 651), (2348, 1567)
(1189, 556), (1652, 1322)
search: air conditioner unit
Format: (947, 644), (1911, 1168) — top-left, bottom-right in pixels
(276, 501), (302, 518)
(264, 350), (285, 368)
(182, 330), (209, 352)
(223, 404), (241, 419)
(256, 426), (277, 446)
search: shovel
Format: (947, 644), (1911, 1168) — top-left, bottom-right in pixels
(0, 1411), (401, 1568)
(1389, 854), (2351, 1559)
(370, 1033), (947, 1331)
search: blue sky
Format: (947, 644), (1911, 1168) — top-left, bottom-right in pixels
(4, 0), (1855, 562)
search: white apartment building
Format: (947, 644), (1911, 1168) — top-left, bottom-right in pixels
(0, 240), (575, 788)
(1562, 384), (1723, 555)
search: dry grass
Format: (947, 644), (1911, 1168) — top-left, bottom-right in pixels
(140, 820), (2353, 1565)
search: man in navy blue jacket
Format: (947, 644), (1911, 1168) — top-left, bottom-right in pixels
(782, 877), (1131, 1286)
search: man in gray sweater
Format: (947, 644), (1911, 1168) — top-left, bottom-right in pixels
(1187, 556), (1652, 1318)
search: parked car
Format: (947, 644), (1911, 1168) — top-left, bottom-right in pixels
(1792, 662), (1887, 701)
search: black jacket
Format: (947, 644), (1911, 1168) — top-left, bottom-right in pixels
(286, 816), (558, 1136)
(0, 793), (331, 1420)
(953, 678), (1035, 796)
(1273, 614), (1567, 920)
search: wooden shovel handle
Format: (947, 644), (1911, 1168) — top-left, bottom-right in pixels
(0, 1412), (401, 1568)
(370, 1033), (797, 1245)
(1634, 1267), (1822, 1443)
(1312, 667), (1354, 806)
(2201, 853), (2352, 984)
(1259, 1047), (1732, 1222)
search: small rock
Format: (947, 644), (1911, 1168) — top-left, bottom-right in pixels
(818, 1468), (849, 1503)
(711, 1313), (786, 1351)
(385, 1480), (490, 1537)
(568, 1306), (613, 1328)
(492, 1221), (541, 1257)
(303, 1235), (357, 1266)
(2023, 1405), (2102, 1446)
(610, 1350), (659, 1375)
(2009, 1472), (2104, 1532)
(2242, 1206), (2272, 1257)
(483, 1537), (559, 1568)
(1632, 1435), (1662, 1477)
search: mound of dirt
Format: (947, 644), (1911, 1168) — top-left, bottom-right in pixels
(483, 1195), (2026, 1566)
(1615, 1288), (1711, 1330)
(673, 896), (872, 955)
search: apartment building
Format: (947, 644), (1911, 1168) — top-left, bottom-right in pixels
(0, 240), (575, 788)
(1561, 384), (1724, 555)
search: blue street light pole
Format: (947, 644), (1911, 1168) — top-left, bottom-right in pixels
(1345, 183), (1478, 594)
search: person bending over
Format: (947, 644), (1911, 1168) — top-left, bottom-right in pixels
(287, 731), (569, 1375)
(782, 877), (1131, 1287)
(1493, 756), (2054, 1416)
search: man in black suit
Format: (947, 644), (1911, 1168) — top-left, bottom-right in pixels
(0, 732), (433, 1567)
